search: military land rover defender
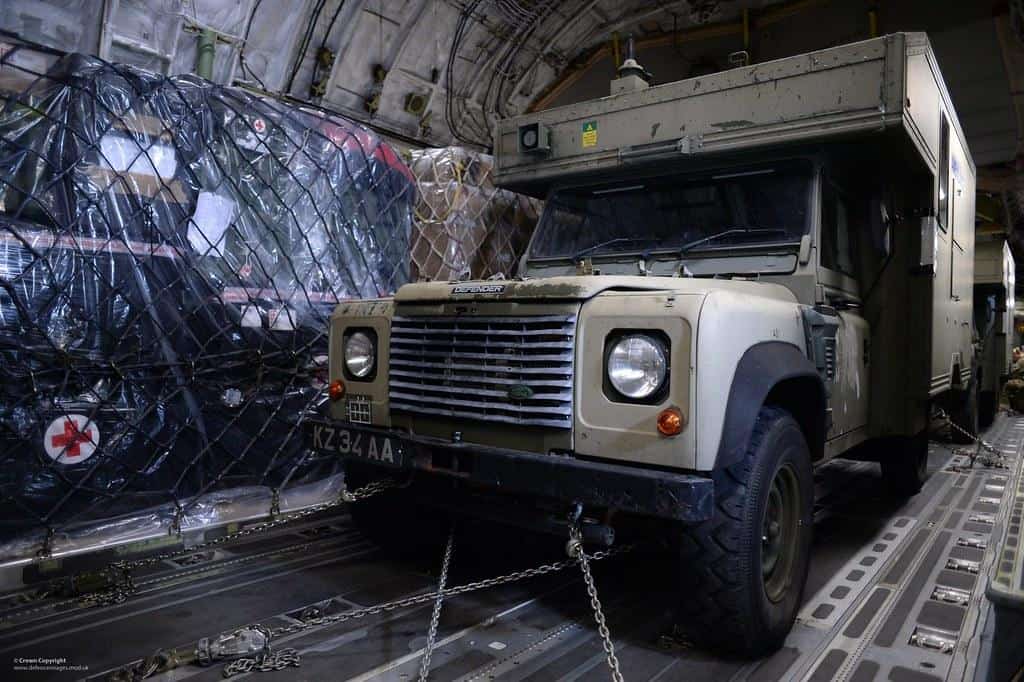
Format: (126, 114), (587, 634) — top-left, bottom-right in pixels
(310, 33), (978, 655)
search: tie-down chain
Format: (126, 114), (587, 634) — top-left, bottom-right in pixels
(100, 483), (632, 681)
(937, 407), (1007, 468)
(18, 479), (406, 624)
(215, 523), (630, 679)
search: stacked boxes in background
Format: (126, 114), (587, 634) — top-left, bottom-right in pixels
(408, 147), (542, 282)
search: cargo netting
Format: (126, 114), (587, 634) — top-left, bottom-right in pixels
(408, 147), (542, 282)
(0, 42), (415, 544)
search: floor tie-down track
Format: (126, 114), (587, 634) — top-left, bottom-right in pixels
(1, 417), (1023, 681)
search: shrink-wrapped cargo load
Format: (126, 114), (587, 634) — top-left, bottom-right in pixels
(0, 42), (415, 540)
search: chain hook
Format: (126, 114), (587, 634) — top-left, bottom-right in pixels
(568, 518), (625, 682)
(939, 407), (1005, 468)
(269, 488), (281, 518)
(36, 526), (55, 559)
(169, 504), (184, 537)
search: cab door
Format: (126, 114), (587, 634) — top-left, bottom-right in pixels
(818, 176), (870, 441)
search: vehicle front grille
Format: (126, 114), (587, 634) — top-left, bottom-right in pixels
(388, 314), (576, 429)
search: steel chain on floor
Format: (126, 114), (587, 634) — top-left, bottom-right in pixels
(938, 408), (1006, 467)
(82, 480), (633, 680)
(217, 537), (634, 678)
(412, 522), (625, 681)
(221, 647), (301, 677)
(568, 523), (625, 682)
(5, 479), (406, 624)
(419, 526), (456, 681)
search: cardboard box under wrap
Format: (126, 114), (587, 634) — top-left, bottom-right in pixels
(408, 147), (542, 282)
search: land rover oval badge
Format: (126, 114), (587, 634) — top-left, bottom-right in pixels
(507, 384), (534, 400)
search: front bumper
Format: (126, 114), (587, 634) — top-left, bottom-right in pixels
(306, 419), (714, 522)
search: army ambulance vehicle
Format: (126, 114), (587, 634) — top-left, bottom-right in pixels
(974, 237), (1015, 427)
(311, 33), (977, 654)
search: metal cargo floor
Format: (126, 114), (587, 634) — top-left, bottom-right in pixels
(2, 416), (1021, 682)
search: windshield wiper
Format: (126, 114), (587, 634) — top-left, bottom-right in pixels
(678, 227), (790, 255)
(572, 237), (658, 261)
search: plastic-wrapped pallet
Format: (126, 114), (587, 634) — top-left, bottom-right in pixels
(408, 147), (542, 282)
(0, 41), (415, 540)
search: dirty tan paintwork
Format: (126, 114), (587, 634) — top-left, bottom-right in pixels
(495, 35), (974, 198)
(392, 274), (797, 304)
(495, 37), (898, 195)
(905, 43), (976, 396)
(331, 276), (809, 472)
(328, 298), (394, 426)
(828, 313), (870, 441)
(689, 286), (807, 470)
(496, 31), (974, 406)
(327, 32), (976, 478)
(574, 292), (697, 468)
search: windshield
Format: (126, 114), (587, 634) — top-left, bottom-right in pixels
(530, 162), (813, 260)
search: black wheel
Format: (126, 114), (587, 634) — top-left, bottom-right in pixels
(879, 432), (929, 497)
(979, 390), (997, 429)
(675, 406), (813, 657)
(949, 382), (979, 445)
(344, 464), (448, 557)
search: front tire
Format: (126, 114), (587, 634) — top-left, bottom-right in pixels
(675, 406), (813, 657)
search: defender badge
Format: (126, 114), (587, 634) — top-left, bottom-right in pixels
(507, 384), (534, 400)
(452, 283), (505, 295)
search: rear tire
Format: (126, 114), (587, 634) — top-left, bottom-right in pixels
(674, 406), (813, 657)
(880, 433), (929, 497)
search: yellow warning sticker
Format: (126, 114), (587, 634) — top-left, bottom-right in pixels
(581, 120), (598, 148)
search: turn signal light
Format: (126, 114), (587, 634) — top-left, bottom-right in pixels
(657, 407), (684, 436)
(328, 379), (346, 401)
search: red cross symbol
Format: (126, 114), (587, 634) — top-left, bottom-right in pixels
(51, 419), (94, 458)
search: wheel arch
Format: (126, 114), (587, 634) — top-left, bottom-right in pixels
(715, 341), (827, 469)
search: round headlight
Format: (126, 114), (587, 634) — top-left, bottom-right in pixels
(344, 331), (375, 378)
(607, 334), (667, 399)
